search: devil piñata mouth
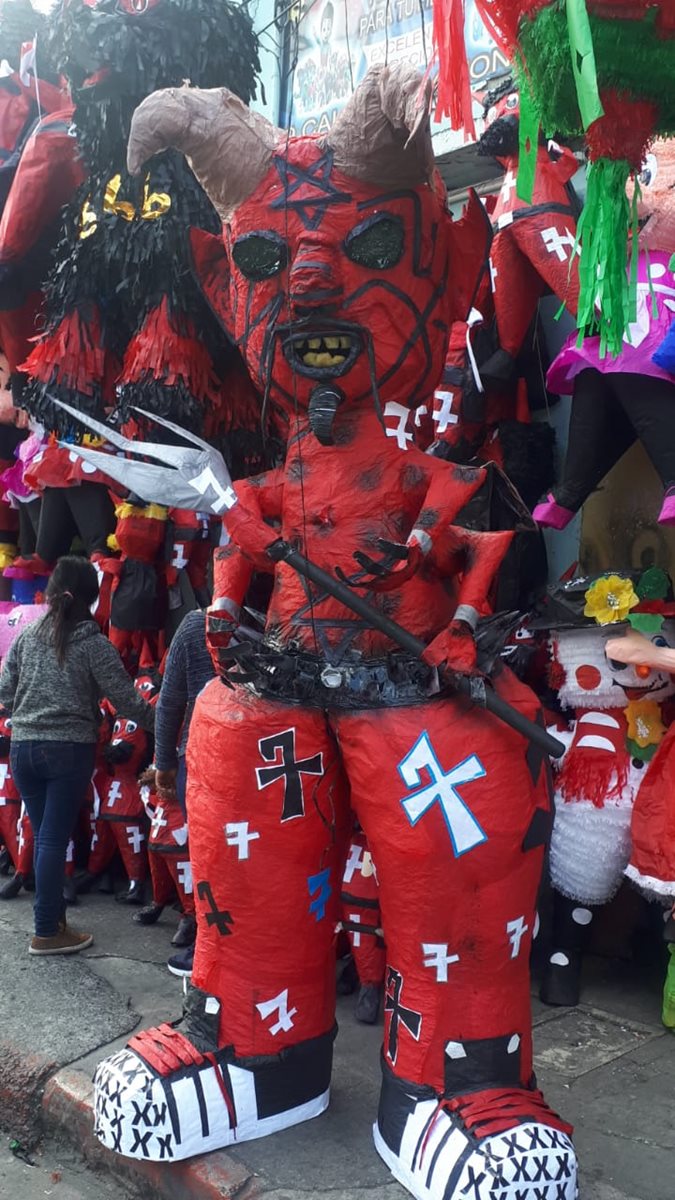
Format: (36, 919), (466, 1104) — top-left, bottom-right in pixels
(282, 329), (361, 378)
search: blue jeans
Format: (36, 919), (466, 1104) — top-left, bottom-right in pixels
(11, 741), (96, 937)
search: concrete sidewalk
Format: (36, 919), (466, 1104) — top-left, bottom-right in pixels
(0, 888), (671, 1200)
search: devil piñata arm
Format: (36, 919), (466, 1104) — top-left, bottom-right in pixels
(224, 467), (286, 569)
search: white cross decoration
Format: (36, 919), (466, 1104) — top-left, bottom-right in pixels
(171, 543), (190, 571)
(384, 401), (414, 451)
(489, 257), (498, 293)
(343, 842), (374, 883)
(107, 780), (122, 807)
(151, 806), (168, 837)
(225, 821), (260, 860)
(256, 989), (297, 1036)
(348, 913), (362, 947)
(177, 861), (193, 894)
(540, 226), (577, 262)
(126, 826), (145, 855)
(187, 466), (237, 515)
(432, 389), (459, 435)
(506, 916), (529, 959)
(500, 168), (517, 204)
(422, 943), (460, 982)
(398, 734), (488, 857)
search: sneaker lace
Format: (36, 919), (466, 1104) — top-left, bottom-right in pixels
(127, 1024), (237, 1132)
(447, 1086), (573, 1140)
(128, 1024), (205, 1073)
(418, 1086), (573, 1169)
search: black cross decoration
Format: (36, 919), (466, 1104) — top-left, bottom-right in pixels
(197, 881), (234, 936)
(554, 1153), (574, 1179)
(384, 967), (422, 1064)
(531, 1155), (553, 1183)
(527, 1125), (551, 1151)
(512, 1156), (532, 1184)
(120, 1055), (150, 1087)
(460, 1165), (486, 1199)
(156, 1133), (173, 1160)
(129, 1128), (152, 1157)
(256, 729), (324, 821)
(131, 1100), (152, 1126)
(109, 1114), (123, 1154)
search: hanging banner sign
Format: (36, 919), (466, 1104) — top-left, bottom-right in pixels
(280, 0), (508, 136)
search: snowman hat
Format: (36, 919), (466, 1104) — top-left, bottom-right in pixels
(530, 567), (675, 633)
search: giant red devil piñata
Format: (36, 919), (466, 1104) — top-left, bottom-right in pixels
(78, 65), (578, 1200)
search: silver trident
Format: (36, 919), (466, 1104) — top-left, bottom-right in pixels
(51, 397), (238, 516)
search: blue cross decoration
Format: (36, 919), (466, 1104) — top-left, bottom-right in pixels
(308, 867), (332, 921)
(397, 732), (488, 857)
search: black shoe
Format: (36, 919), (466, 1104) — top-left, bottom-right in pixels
(0, 872), (24, 899)
(172, 914), (197, 947)
(22, 872), (35, 892)
(97, 870), (115, 895)
(355, 983), (381, 1025)
(540, 950), (583, 1007)
(63, 877), (78, 906)
(115, 880), (146, 905)
(75, 871), (98, 895)
(0, 847), (11, 875)
(133, 903), (164, 926)
(167, 944), (194, 978)
(336, 954), (358, 995)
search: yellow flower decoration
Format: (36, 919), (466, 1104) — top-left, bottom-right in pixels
(625, 699), (666, 749)
(584, 575), (639, 625)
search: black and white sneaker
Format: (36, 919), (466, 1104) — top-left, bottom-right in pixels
(374, 1058), (578, 1200)
(93, 985), (335, 1160)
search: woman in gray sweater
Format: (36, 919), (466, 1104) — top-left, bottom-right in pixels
(0, 556), (154, 956)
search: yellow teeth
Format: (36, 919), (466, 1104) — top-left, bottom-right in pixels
(293, 333), (355, 369)
(303, 351), (346, 367)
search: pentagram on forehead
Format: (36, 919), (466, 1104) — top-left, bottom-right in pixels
(271, 149), (352, 231)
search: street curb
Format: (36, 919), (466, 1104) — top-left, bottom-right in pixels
(0, 1041), (58, 1148)
(42, 1068), (263, 1200)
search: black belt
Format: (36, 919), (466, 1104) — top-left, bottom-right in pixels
(219, 642), (437, 710)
